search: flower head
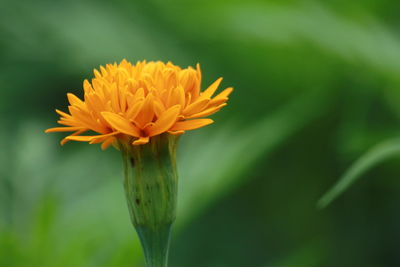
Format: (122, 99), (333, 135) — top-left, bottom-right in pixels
(46, 59), (233, 149)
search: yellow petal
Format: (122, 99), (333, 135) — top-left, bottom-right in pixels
(101, 112), (141, 137)
(148, 105), (181, 136)
(170, 119), (213, 131)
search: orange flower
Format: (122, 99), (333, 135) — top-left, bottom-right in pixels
(46, 59), (233, 149)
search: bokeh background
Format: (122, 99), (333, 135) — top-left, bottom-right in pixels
(2, 0), (400, 266)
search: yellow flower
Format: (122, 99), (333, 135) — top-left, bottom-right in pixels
(46, 59), (233, 149)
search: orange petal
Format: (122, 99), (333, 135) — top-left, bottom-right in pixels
(186, 103), (227, 119)
(183, 99), (209, 116)
(64, 132), (117, 144)
(45, 126), (85, 133)
(110, 83), (120, 112)
(208, 98), (228, 107)
(125, 100), (144, 120)
(201, 77), (222, 99)
(135, 94), (154, 128)
(190, 63), (201, 98)
(100, 65), (108, 76)
(176, 86), (185, 107)
(119, 85), (128, 112)
(65, 135), (98, 142)
(56, 109), (72, 118)
(153, 100), (166, 118)
(101, 112), (141, 137)
(93, 69), (102, 79)
(165, 86), (184, 107)
(170, 119), (214, 131)
(56, 120), (76, 126)
(215, 87), (233, 99)
(168, 130), (185, 135)
(132, 136), (149, 145)
(148, 105), (181, 136)
(69, 106), (106, 134)
(89, 132), (119, 144)
(60, 129), (87, 145)
(196, 63), (202, 83)
(209, 87), (233, 106)
(67, 93), (84, 107)
(134, 88), (145, 100)
(101, 137), (116, 150)
(83, 79), (93, 94)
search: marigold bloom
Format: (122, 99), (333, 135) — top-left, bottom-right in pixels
(46, 59), (232, 149)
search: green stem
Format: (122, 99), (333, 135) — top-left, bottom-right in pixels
(135, 224), (172, 267)
(120, 135), (179, 267)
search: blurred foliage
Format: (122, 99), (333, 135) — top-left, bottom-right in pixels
(1, 0), (400, 266)
(318, 138), (400, 208)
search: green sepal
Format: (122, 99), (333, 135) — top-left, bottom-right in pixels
(120, 134), (179, 267)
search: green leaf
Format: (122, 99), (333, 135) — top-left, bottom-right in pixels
(318, 138), (400, 209)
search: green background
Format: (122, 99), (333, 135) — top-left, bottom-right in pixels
(1, 0), (400, 266)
